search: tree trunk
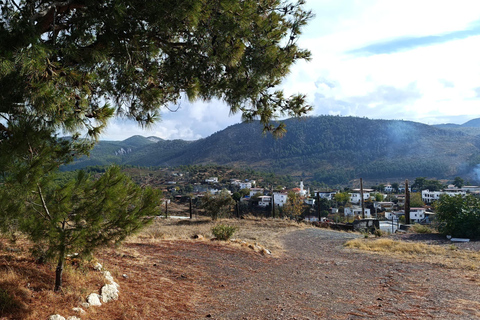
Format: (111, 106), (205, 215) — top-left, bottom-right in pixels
(54, 246), (66, 292)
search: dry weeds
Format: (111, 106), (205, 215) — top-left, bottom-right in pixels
(135, 215), (308, 255)
(344, 238), (480, 270)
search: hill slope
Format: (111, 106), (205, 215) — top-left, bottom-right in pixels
(67, 116), (480, 184)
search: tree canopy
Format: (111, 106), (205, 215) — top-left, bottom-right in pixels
(0, 0), (313, 142)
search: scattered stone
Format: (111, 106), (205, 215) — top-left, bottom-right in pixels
(93, 262), (102, 271)
(81, 302), (90, 308)
(87, 293), (102, 306)
(72, 307), (85, 314)
(67, 317), (81, 320)
(122, 274), (128, 279)
(192, 234), (205, 240)
(101, 283), (119, 303)
(103, 271), (118, 286)
(48, 315), (65, 320)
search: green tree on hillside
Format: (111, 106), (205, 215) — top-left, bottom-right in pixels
(453, 177), (464, 188)
(409, 192), (424, 208)
(391, 183), (399, 193)
(283, 191), (305, 220)
(201, 189), (235, 220)
(435, 194), (480, 239)
(412, 177), (443, 191)
(334, 192), (350, 206)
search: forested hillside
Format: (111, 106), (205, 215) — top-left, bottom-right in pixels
(66, 116), (480, 185)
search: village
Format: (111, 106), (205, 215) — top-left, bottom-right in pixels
(161, 170), (475, 233)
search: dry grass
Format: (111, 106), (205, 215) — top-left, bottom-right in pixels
(0, 217), (306, 319)
(0, 236), (114, 320)
(134, 215), (308, 255)
(344, 238), (480, 270)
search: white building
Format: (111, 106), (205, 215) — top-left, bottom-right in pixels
(421, 189), (466, 204)
(304, 198), (315, 206)
(462, 186), (480, 193)
(273, 192), (288, 207)
(349, 192), (371, 204)
(384, 185), (393, 193)
(239, 182), (252, 189)
(409, 207), (426, 223)
(257, 196), (271, 207)
(299, 180), (308, 197)
(385, 211), (399, 221)
(249, 188), (264, 197)
(344, 206), (371, 218)
(205, 177), (218, 183)
(315, 191), (337, 200)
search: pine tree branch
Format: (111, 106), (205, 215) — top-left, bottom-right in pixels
(37, 184), (53, 221)
(26, 200), (50, 221)
(33, 1), (85, 34)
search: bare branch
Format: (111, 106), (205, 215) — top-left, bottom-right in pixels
(37, 184), (53, 221)
(9, 0), (21, 12)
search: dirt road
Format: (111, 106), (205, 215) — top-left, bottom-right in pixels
(100, 228), (480, 319)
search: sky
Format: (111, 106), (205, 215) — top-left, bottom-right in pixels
(100, 0), (480, 141)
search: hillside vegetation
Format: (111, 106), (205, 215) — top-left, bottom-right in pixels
(65, 116), (480, 185)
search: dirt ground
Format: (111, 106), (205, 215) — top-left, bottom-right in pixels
(91, 228), (480, 320)
(1, 225), (479, 320)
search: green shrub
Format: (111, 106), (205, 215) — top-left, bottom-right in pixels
(435, 194), (480, 239)
(373, 228), (385, 237)
(211, 224), (237, 241)
(411, 223), (433, 234)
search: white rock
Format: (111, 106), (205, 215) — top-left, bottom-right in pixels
(87, 293), (102, 306)
(81, 302), (90, 308)
(72, 307), (85, 314)
(67, 317), (81, 320)
(101, 283), (119, 303)
(93, 262), (102, 271)
(48, 315), (66, 320)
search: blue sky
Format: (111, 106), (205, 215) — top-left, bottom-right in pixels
(100, 0), (480, 140)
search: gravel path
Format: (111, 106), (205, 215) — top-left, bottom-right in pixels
(197, 229), (480, 319)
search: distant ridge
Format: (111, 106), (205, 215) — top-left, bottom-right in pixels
(65, 116), (480, 184)
(461, 118), (480, 128)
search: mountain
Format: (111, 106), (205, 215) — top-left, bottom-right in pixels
(65, 116), (480, 184)
(461, 118), (480, 128)
(433, 118), (480, 137)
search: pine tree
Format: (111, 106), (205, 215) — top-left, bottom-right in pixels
(0, 0), (312, 291)
(21, 166), (160, 291)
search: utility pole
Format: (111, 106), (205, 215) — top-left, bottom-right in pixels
(165, 198), (169, 218)
(360, 178), (365, 219)
(405, 179), (410, 225)
(271, 192), (275, 218)
(189, 196), (193, 219)
(316, 191), (321, 221)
